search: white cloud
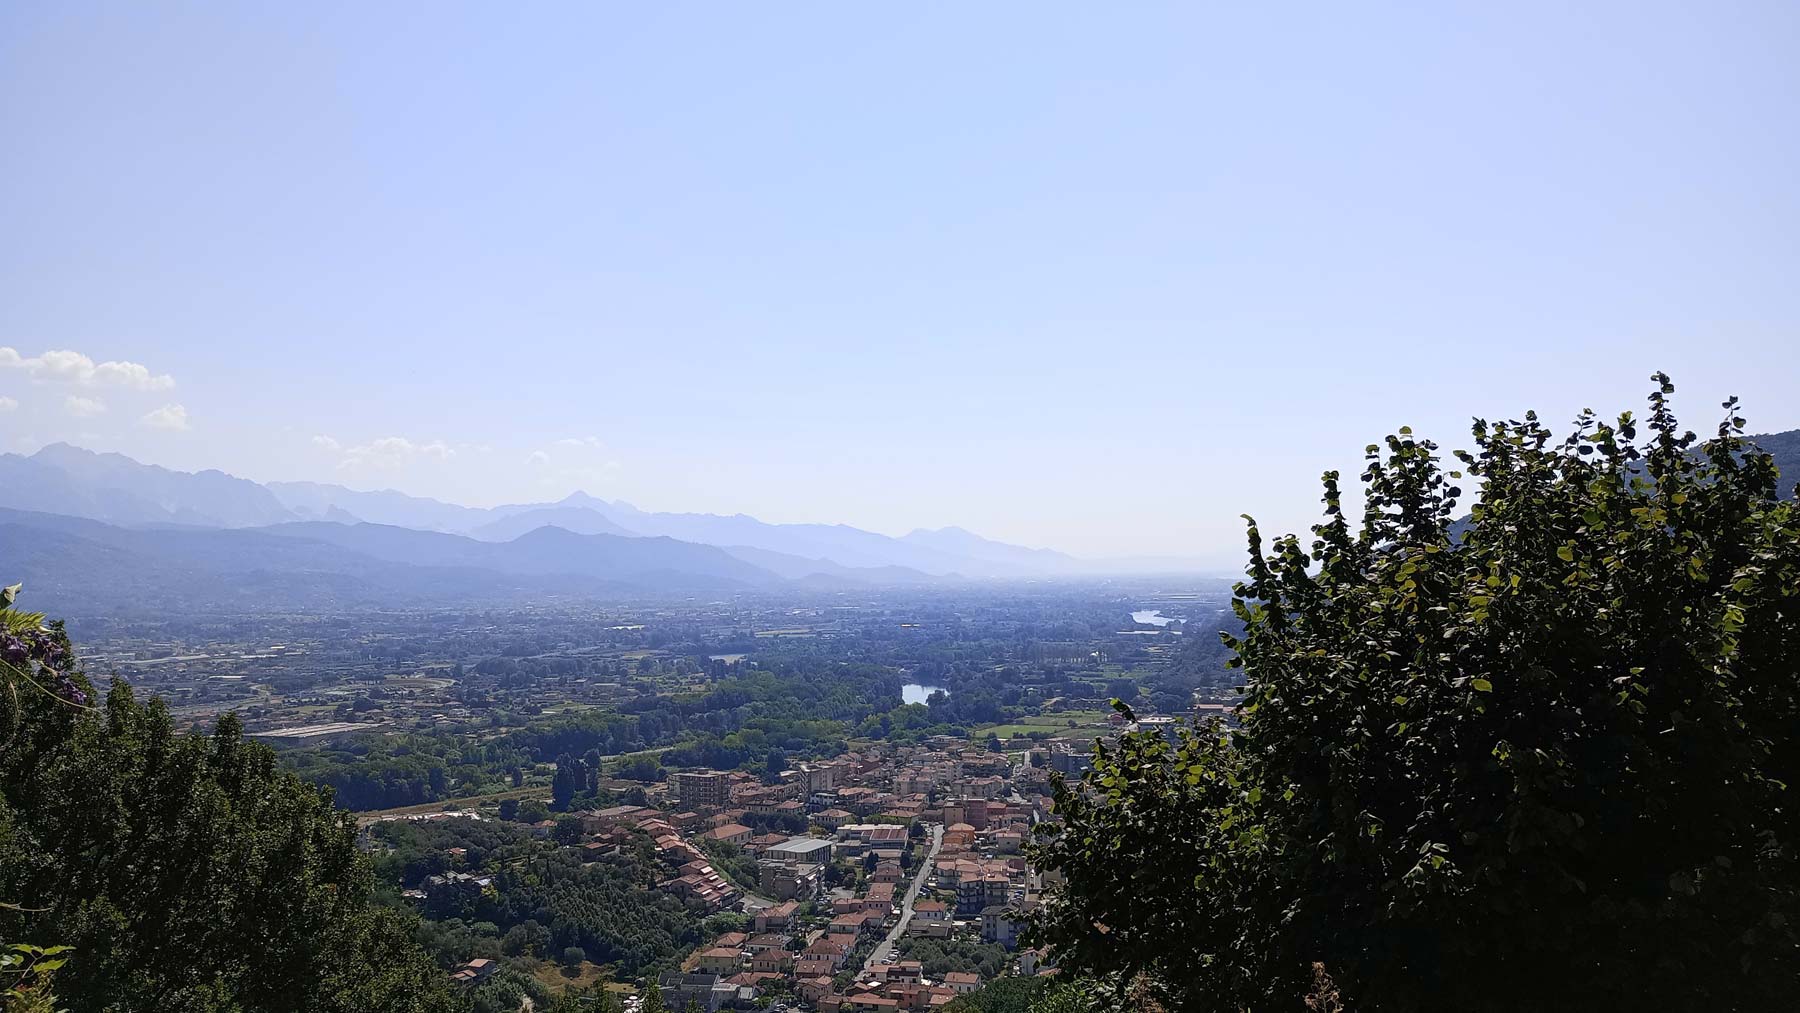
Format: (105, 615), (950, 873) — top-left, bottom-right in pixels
(554, 436), (606, 449)
(64, 395), (106, 417)
(0, 347), (174, 390)
(526, 450), (551, 465)
(140, 403), (191, 431)
(325, 435), (456, 470)
(0, 396), (16, 412)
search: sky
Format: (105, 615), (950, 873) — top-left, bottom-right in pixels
(2, 2), (1797, 565)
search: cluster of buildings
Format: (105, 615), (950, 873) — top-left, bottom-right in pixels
(479, 734), (1085, 1010)
(619, 740), (1063, 1010)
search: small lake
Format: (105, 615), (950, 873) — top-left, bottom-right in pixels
(902, 683), (947, 705)
(1131, 610), (1174, 627)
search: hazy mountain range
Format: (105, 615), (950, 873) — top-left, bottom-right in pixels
(13, 433), (1787, 616)
(0, 444), (1216, 613)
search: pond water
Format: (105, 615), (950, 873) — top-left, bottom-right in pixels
(1131, 609), (1174, 627)
(901, 683), (947, 705)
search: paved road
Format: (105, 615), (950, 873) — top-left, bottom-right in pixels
(863, 823), (944, 970)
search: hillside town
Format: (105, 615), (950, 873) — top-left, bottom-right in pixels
(386, 732), (1105, 1011)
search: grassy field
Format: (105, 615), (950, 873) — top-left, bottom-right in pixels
(974, 710), (1114, 740)
(529, 959), (613, 994)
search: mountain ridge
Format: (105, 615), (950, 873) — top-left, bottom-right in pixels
(0, 443), (1113, 577)
(0, 507), (941, 616)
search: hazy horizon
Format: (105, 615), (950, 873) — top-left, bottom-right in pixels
(4, 2), (1797, 560)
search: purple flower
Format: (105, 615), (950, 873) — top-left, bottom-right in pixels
(53, 674), (88, 706)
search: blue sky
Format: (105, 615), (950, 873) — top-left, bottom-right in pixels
(2, 2), (1796, 563)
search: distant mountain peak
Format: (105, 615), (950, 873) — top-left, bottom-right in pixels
(0, 442), (1178, 578)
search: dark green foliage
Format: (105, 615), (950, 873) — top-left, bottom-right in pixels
(438, 847), (705, 979)
(1031, 379), (1800, 1011)
(941, 976), (1102, 1012)
(1747, 428), (1800, 498)
(894, 936), (1011, 979)
(552, 752), (586, 809)
(697, 839), (760, 892)
(616, 753), (666, 782)
(369, 817), (536, 888)
(468, 967), (552, 1013)
(280, 730), (532, 811)
(0, 664), (455, 1012)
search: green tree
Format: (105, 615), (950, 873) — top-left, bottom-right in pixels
(1030, 378), (1800, 1011)
(552, 753), (582, 810)
(554, 814), (586, 845)
(0, 620), (457, 1012)
(639, 981), (666, 1013)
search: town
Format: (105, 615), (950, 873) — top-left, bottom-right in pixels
(68, 581), (1240, 1011)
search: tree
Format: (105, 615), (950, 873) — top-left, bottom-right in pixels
(554, 815), (586, 846)
(617, 754), (664, 783)
(0, 592), (457, 1013)
(560, 945), (587, 967)
(501, 920), (549, 957)
(498, 798), (520, 822)
(639, 981), (666, 1013)
(552, 753), (583, 810)
(1030, 378), (1800, 1012)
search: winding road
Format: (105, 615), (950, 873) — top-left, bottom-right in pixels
(863, 823), (944, 970)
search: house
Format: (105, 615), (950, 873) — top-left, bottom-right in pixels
(754, 900), (798, 932)
(703, 823), (753, 848)
(657, 972), (730, 1013)
(745, 832), (789, 855)
(795, 957), (838, 979)
(798, 976), (836, 1002)
(692, 946), (744, 974)
(750, 950), (794, 974)
(944, 971), (981, 994)
(745, 933), (789, 954)
(859, 882), (896, 915)
(449, 957), (498, 986)
(912, 900), (949, 923)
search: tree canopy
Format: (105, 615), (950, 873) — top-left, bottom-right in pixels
(1030, 377), (1799, 1011)
(0, 588), (455, 1013)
